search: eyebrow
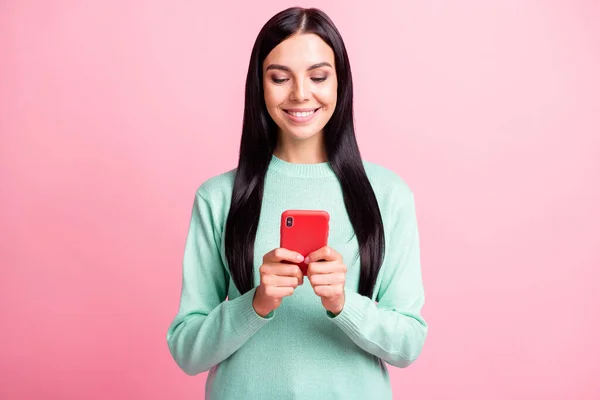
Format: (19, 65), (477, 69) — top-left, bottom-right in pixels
(265, 62), (333, 72)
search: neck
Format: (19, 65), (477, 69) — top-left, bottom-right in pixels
(273, 131), (327, 164)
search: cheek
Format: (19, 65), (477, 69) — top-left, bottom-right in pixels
(317, 84), (338, 109)
(263, 87), (276, 109)
(263, 84), (286, 110)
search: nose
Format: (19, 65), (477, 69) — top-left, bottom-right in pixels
(290, 80), (308, 102)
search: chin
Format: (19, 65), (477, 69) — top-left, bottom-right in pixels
(282, 125), (323, 141)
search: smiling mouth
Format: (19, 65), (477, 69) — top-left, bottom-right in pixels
(283, 108), (320, 117)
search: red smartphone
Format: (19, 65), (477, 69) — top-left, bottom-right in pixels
(280, 210), (330, 275)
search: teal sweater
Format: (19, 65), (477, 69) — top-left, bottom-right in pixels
(166, 155), (427, 400)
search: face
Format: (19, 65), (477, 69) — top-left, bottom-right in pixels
(263, 33), (338, 142)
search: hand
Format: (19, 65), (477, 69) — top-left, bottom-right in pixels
(253, 248), (304, 317)
(305, 246), (347, 315)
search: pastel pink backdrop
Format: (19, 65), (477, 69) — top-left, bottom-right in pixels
(1, 1), (599, 399)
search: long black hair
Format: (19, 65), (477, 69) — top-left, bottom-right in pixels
(225, 7), (385, 299)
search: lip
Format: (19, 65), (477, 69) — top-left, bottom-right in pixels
(282, 107), (321, 123)
(284, 108), (319, 112)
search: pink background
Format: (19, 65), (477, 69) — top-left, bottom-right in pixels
(1, 1), (599, 399)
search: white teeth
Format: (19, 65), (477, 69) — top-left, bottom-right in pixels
(288, 110), (315, 117)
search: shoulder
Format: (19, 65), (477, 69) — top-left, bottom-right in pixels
(195, 168), (236, 199)
(362, 160), (414, 205)
(192, 168), (237, 217)
(188, 168), (237, 233)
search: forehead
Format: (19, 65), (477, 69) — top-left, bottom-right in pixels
(264, 33), (335, 69)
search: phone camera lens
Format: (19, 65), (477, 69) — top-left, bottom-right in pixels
(286, 217), (293, 227)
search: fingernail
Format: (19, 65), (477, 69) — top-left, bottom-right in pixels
(297, 254), (304, 261)
(304, 256), (310, 264)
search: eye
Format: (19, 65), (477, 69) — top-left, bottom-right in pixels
(311, 77), (327, 83)
(271, 77), (288, 84)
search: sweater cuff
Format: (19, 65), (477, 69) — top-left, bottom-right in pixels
(229, 287), (274, 336)
(326, 291), (368, 338)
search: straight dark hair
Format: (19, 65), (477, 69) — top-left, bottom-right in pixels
(225, 7), (385, 299)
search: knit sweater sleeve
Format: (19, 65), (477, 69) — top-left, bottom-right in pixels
(327, 189), (428, 368)
(166, 189), (273, 376)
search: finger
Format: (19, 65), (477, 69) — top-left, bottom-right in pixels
(306, 261), (347, 277)
(304, 246), (342, 264)
(260, 263), (303, 277)
(308, 272), (346, 286)
(264, 286), (295, 298)
(264, 248), (304, 264)
(263, 275), (299, 288)
(313, 284), (344, 299)
(295, 269), (304, 285)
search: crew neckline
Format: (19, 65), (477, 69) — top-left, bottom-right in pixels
(268, 154), (336, 178)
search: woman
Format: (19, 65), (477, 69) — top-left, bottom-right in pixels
(167, 7), (427, 400)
